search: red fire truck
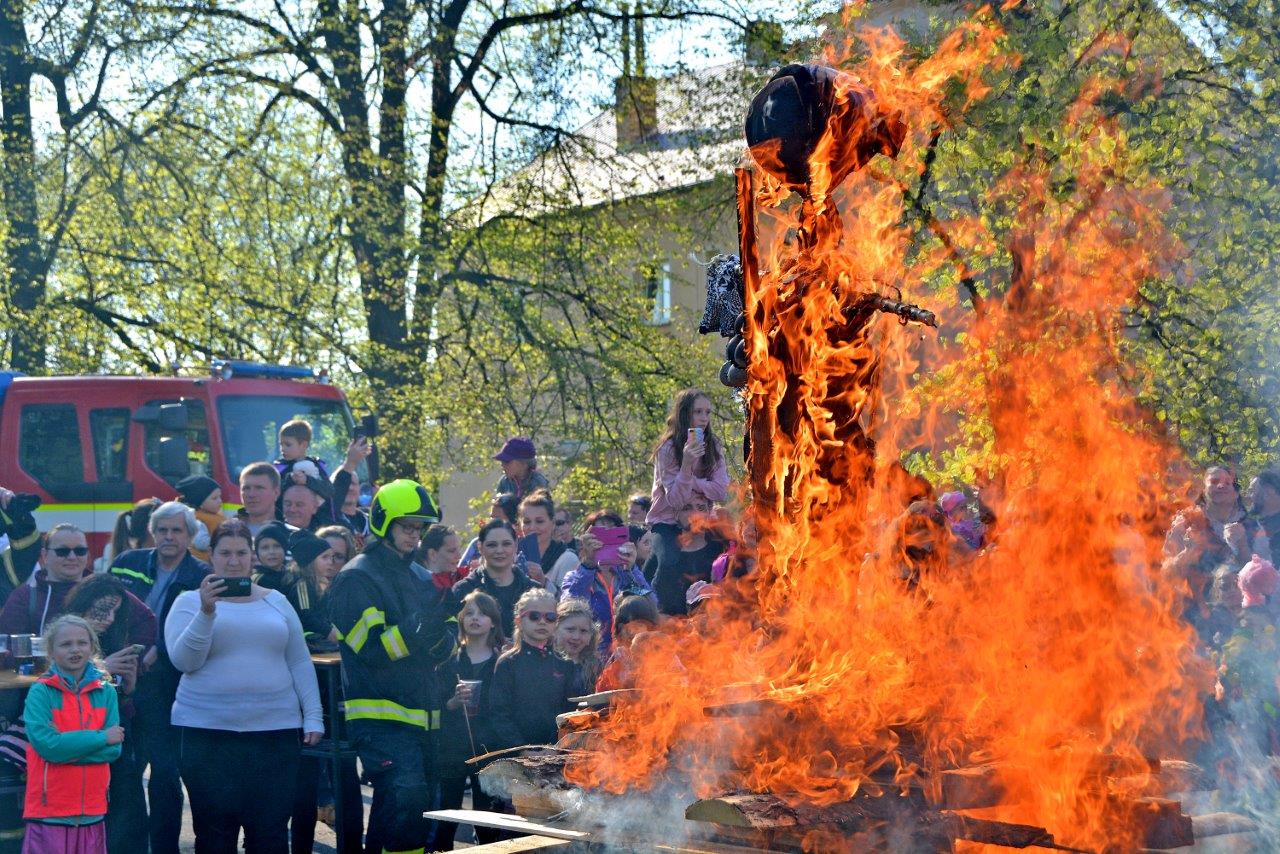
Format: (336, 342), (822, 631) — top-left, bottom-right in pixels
(0, 361), (367, 552)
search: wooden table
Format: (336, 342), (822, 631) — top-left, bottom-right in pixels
(0, 673), (37, 692)
(306, 652), (358, 850)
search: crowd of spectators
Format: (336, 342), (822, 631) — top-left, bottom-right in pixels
(0, 392), (1276, 852)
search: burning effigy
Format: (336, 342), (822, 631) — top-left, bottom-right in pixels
(432, 7), (1262, 852)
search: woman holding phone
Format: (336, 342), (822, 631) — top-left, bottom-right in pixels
(518, 490), (579, 595)
(165, 521), (323, 853)
(646, 388), (729, 615)
(560, 510), (655, 654)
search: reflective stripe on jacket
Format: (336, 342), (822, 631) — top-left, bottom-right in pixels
(326, 541), (456, 731)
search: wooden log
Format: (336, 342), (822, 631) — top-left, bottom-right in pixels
(1112, 796), (1195, 850)
(476, 748), (585, 809)
(1152, 760), (1211, 792)
(478, 750), (577, 791)
(554, 728), (603, 752)
(511, 790), (567, 820)
(936, 814), (1058, 849)
(555, 708), (602, 732)
(1190, 812), (1258, 839)
(465, 743), (575, 766)
(685, 794), (801, 830)
(936, 764), (1006, 809)
(686, 794), (957, 853)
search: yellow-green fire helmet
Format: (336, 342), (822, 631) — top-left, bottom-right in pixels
(369, 479), (441, 538)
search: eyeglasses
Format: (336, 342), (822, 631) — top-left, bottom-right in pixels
(554, 519), (569, 528)
(50, 546), (89, 558)
(522, 611), (558, 624)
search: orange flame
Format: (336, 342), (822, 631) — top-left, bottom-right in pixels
(568, 11), (1205, 851)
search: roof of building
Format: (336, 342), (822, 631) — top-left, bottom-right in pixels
(468, 61), (766, 224)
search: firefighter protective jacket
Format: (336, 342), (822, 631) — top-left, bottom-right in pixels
(326, 540), (457, 731)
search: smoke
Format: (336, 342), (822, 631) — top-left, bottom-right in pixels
(1187, 611), (1280, 847)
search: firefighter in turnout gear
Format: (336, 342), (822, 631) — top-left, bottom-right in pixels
(326, 480), (456, 853)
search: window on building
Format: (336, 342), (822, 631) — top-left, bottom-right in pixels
(89, 408), (130, 482)
(19, 404), (84, 486)
(645, 262), (672, 325)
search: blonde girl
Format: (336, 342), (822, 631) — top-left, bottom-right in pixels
(488, 589), (576, 749)
(555, 597), (602, 693)
(23, 615), (123, 853)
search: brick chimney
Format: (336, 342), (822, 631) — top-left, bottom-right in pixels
(614, 74), (657, 149)
(744, 20), (784, 67)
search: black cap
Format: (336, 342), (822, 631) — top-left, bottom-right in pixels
(254, 521), (291, 552)
(289, 529), (332, 568)
(176, 475), (220, 509)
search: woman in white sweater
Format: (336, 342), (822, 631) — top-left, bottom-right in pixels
(164, 520), (322, 854)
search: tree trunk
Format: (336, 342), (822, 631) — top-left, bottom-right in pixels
(410, 0), (467, 339)
(0, 0), (48, 372)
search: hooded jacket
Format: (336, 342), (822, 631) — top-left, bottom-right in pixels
(0, 569), (91, 639)
(23, 662), (121, 822)
(326, 540), (456, 731)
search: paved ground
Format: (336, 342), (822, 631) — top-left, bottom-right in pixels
(173, 779), (484, 852)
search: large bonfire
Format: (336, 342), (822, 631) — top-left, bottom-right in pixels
(568, 5), (1206, 851)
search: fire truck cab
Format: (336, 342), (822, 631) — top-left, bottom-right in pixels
(0, 362), (363, 550)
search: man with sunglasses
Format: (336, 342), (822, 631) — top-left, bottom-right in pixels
(0, 523), (94, 641)
(552, 509), (578, 549)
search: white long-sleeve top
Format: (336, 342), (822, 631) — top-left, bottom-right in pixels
(164, 589), (323, 733)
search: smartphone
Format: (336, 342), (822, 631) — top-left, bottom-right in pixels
(590, 526), (631, 566)
(353, 425), (369, 442)
(689, 427), (705, 443)
(213, 576), (253, 597)
(518, 533), (541, 565)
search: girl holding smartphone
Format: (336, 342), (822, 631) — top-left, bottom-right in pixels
(645, 389), (729, 615)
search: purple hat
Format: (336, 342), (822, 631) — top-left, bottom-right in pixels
(494, 437), (536, 462)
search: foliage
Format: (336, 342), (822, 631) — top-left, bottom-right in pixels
(851, 0), (1280, 487)
(5, 0), (1280, 509)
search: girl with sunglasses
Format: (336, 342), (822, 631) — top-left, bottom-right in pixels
(488, 589), (577, 749)
(0, 524), (95, 642)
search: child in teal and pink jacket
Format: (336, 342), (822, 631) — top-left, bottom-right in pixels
(22, 615), (123, 854)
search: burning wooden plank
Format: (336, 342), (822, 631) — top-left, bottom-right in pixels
(684, 791), (1075, 851)
(475, 748), (584, 821)
(477, 748), (579, 794)
(568, 689), (640, 708)
(1112, 796), (1196, 850)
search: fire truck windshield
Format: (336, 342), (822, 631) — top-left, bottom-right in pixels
(217, 395), (364, 483)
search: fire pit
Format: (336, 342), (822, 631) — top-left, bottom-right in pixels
(433, 10), (1251, 852)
